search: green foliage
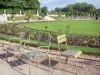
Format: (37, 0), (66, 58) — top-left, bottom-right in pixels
(50, 10), (57, 14)
(15, 16), (25, 20)
(55, 8), (61, 13)
(58, 13), (62, 19)
(0, 34), (100, 55)
(95, 9), (100, 20)
(65, 12), (73, 17)
(26, 20), (100, 36)
(0, 22), (100, 54)
(10, 14), (15, 21)
(0, 0), (40, 14)
(40, 7), (48, 17)
(0, 24), (21, 36)
(25, 10), (33, 22)
(52, 2), (97, 17)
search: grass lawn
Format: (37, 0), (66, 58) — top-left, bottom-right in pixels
(3, 20), (99, 55)
(25, 20), (100, 36)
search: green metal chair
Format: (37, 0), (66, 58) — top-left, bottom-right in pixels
(6, 38), (22, 61)
(56, 34), (83, 75)
(19, 32), (52, 75)
(6, 38), (37, 62)
(6, 32), (36, 62)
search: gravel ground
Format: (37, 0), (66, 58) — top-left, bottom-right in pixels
(0, 40), (100, 75)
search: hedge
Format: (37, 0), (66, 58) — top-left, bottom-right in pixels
(0, 34), (100, 55)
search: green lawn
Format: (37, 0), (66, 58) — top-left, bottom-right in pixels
(26, 20), (100, 36)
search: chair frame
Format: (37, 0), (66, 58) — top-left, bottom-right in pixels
(6, 32), (35, 62)
(19, 32), (52, 75)
(6, 38), (22, 62)
(57, 34), (84, 75)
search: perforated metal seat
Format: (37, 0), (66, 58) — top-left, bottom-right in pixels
(61, 50), (82, 58)
(22, 50), (46, 60)
(57, 34), (84, 75)
(19, 32), (52, 75)
(7, 45), (21, 51)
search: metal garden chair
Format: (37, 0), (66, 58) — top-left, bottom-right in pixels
(6, 32), (36, 62)
(18, 32), (52, 75)
(56, 34), (84, 75)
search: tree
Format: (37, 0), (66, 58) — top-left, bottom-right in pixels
(50, 10), (56, 14)
(40, 7), (48, 17)
(10, 14), (15, 22)
(54, 2), (97, 17)
(95, 9), (100, 20)
(25, 10), (33, 22)
(65, 12), (73, 17)
(0, 0), (40, 14)
(55, 8), (61, 13)
(24, 0), (40, 11)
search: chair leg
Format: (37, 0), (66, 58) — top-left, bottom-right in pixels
(57, 55), (61, 70)
(81, 54), (84, 75)
(6, 50), (8, 62)
(29, 59), (31, 75)
(62, 62), (65, 75)
(37, 56), (39, 67)
(21, 56), (23, 70)
(75, 58), (78, 75)
(65, 56), (68, 64)
(48, 56), (51, 72)
(81, 54), (84, 68)
(13, 51), (16, 64)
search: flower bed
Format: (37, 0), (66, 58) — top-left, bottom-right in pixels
(0, 34), (100, 55)
(0, 24), (100, 48)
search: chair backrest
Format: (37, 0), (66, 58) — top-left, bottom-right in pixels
(39, 32), (52, 45)
(57, 34), (68, 52)
(57, 34), (66, 44)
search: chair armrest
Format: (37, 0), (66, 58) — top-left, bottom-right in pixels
(21, 40), (38, 49)
(38, 46), (50, 53)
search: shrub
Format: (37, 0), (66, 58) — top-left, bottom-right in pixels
(0, 24), (100, 48)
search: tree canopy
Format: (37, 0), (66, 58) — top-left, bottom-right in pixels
(40, 7), (48, 17)
(0, 0), (40, 14)
(52, 2), (97, 17)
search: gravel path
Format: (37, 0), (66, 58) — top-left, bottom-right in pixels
(0, 40), (100, 75)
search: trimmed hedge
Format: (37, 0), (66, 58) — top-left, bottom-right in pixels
(0, 34), (100, 55)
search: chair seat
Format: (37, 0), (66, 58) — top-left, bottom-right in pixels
(7, 45), (28, 51)
(7, 45), (21, 51)
(15, 49), (32, 58)
(22, 51), (46, 60)
(61, 50), (82, 58)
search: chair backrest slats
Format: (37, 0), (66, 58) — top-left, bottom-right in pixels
(57, 34), (66, 44)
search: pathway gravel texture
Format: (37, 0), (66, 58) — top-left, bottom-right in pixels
(0, 40), (100, 75)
